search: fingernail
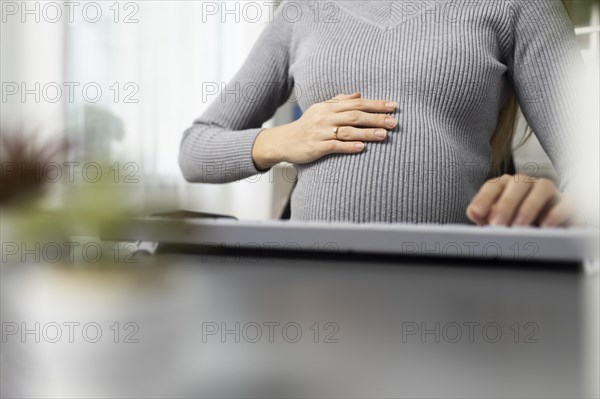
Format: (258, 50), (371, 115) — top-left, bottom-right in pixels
(386, 101), (397, 110)
(374, 129), (387, 139)
(355, 142), (365, 150)
(385, 117), (397, 128)
(513, 215), (528, 226)
(490, 214), (508, 226)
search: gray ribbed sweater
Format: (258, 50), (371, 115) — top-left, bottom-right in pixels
(179, 0), (583, 223)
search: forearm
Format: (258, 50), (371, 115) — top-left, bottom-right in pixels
(179, 124), (266, 184)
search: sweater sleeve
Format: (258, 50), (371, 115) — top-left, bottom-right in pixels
(179, 3), (295, 183)
(506, 0), (587, 192)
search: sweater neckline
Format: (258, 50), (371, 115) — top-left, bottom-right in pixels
(334, 0), (446, 30)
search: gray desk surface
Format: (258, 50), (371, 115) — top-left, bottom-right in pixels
(1, 251), (598, 398)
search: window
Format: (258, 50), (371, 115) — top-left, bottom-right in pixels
(64, 1), (282, 218)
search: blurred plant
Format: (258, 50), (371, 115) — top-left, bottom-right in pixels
(0, 125), (69, 207)
(1, 125), (141, 267)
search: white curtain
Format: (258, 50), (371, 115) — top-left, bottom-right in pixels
(65, 1), (284, 219)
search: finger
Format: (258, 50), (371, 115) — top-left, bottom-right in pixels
(532, 197), (560, 227)
(466, 175), (510, 225)
(540, 195), (576, 227)
(334, 110), (398, 129)
(331, 98), (397, 113)
(327, 92), (361, 104)
(512, 179), (557, 226)
(488, 177), (534, 226)
(329, 126), (388, 142)
(319, 140), (365, 155)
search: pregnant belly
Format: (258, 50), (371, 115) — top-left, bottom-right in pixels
(289, 133), (487, 224)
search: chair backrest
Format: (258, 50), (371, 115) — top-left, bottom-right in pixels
(279, 180), (296, 220)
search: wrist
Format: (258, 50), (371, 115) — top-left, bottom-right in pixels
(252, 126), (283, 170)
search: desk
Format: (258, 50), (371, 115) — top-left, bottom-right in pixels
(1, 251), (598, 398)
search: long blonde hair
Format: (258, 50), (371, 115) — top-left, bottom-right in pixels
(490, 0), (573, 175)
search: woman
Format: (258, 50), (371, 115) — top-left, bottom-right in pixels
(179, 0), (585, 226)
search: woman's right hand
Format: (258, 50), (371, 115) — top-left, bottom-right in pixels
(252, 92), (398, 170)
